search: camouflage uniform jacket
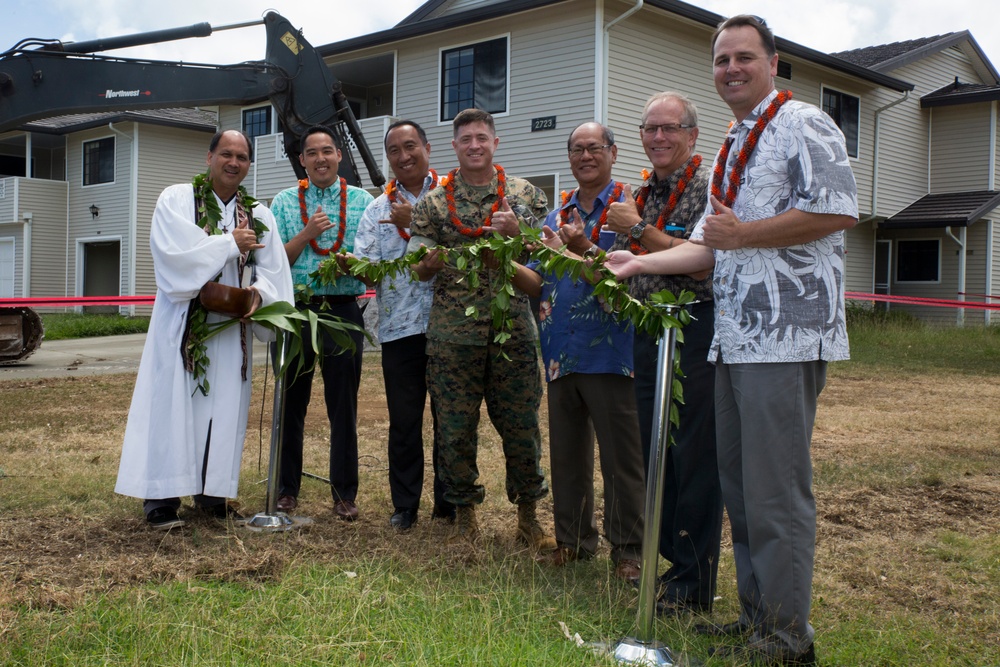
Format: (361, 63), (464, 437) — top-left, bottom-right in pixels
(611, 158), (713, 303)
(410, 169), (547, 347)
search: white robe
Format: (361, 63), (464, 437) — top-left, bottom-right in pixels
(115, 183), (293, 500)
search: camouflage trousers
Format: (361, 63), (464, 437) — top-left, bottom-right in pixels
(426, 338), (548, 507)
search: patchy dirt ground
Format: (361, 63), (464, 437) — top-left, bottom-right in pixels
(1, 359), (999, 645)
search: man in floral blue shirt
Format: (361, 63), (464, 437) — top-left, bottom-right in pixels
(511, 122), (645, 582)
(270, 125), (373, 521)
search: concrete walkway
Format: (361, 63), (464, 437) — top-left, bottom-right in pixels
(0, 333), (270, 381)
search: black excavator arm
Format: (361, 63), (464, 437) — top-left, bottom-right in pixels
(0, 12), (385, 187)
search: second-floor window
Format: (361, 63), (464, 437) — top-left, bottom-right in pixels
(242, 107), (272, 161)
(440, 37), (508, 122)
(82, 137), (115, 186)
(822, 88), (859, 158)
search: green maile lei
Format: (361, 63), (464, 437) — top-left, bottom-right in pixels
(310, 223), (695, 434)
(184, 172), (369, 398)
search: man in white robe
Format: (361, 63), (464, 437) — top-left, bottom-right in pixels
(115, 130), (293, 530)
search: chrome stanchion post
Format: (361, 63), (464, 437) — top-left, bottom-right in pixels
(245, 331), (311, 531)
(613, 303), (682, 666)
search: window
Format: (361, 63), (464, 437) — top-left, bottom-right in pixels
(821, 88), (859, 158)
(82, 137), (115, 186)
(242, 106), (273, 161)
(896, 239), (940, 283)
(440, 37), (508, 122)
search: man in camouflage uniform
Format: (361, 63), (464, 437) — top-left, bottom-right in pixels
(407, 108), (555, 549)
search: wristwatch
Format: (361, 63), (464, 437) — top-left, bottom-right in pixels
(629, 220), (647, 240)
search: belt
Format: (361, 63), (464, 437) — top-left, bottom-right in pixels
(302, 294), (358, 306)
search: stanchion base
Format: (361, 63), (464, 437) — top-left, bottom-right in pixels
(242, 512), (314, 532)
(612, 637), (684, 666)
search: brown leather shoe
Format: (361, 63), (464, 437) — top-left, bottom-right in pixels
(535, 545), (577, 566)
(276, 494), (297, 513)
(614, 558), (641, 583)
(333, 499), (358, 521)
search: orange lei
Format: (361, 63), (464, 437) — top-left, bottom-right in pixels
(300, 177), (347, 255)
(712, 90), (792, 209)
(632, 154), (703, 254)
(559, 182), (625, 243)
(444, 165), (506, 238)
(385, 169), (438, 241)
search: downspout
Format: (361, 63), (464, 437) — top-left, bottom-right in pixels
(21, 212), (32, 297)
(945, 226), (966, 326)
(986, 100), (997, 325)
(599, 0), (643, 123)
(108, 121), (138, 316)
(859, 90), (909, 224)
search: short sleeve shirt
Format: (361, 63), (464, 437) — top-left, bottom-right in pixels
(271, 179), (374, 296)
(610, 159), (713, 303)
(353, 173), (438, 343)
(410, 169), (547, 347)
(529, 181), (634, 382)
(691, 90), (859, 364)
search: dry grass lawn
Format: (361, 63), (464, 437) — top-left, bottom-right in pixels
(1, 347), (999, 660)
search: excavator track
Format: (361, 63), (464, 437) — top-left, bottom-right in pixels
(0, 307), (44, 365)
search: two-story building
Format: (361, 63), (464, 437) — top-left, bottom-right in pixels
(3, 0), (998, 324)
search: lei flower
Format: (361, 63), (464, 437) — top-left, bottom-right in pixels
(712, 90), (792, 208)
(559, 182), (625, 243)
(191, 171), (268, 261)
(186, 171), (268, 396)
(444, 165), (506, 238)
(386, 169), (438, 241)
(300, 177), (348, 255)
(631, 155), (702, 254)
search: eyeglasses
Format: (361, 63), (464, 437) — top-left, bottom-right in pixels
(568, 144), (613, 158)
(639, 123), (695, 136)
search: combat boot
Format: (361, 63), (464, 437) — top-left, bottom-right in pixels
(516, 500), (557, 551)
(447, 504), (480, 545)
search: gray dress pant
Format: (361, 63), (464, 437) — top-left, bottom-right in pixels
(715, 360), (826, 653)
(547, 373), (646, 563)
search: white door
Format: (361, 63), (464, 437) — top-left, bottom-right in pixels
(0, 238), (14, 298)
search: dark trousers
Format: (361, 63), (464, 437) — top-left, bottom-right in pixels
(547, 373), (646, 563)
(144, 420), (224, 515)
(634, 299), (723, 607)
(382, 334), (450, 513)
(278, 300), (365, 503)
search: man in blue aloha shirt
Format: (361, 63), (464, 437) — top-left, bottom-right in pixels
(510, 122), (645, 582)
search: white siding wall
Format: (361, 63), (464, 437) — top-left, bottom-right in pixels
(884, 224), (990, 324)
(930, 104), (992, 192)
(0, 177), (13, 221)
(18, 178), (69, 298)
(67, 128), (131, 298)
(845, 220), (876, 293)
(134, 125), (217, 308)
(873, 49), (984, 216)
(328, 2), (597, 199)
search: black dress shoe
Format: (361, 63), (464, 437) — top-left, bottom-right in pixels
(431, 502), (456, 523)
(147, 507), (185, 530)
(390, 507), (418, 530)
(694, 620), (752, 637)
(710, 641), (816, 666)
(655, 596), (711, 617)
(199, 503), (246, 523)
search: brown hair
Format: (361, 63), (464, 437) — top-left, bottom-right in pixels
(711, 14), (776, 57)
